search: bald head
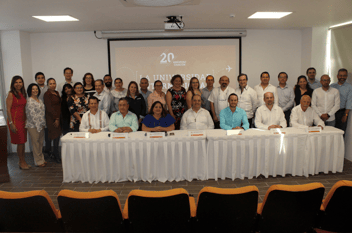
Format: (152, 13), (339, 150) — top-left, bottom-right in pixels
(263, 92), (274, 106)
(300, 95), (311, 111)
(320, 74), (330, 88)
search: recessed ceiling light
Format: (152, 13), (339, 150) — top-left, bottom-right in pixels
(248, 12), (292, 19)
(32, 15), (79, 22)
(329, 21), (352, 29)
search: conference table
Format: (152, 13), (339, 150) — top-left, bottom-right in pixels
(61, 126), (344, 183)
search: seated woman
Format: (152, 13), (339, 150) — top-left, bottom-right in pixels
(142, 101), (175, 132)
(220, 93), (249, 130)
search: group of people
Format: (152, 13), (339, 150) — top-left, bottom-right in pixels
(6, 67), (351, 169)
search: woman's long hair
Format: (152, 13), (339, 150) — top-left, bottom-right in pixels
(126, 81), (140, 97)
(10, 75), (27, 99)
(149, 101), (167, 118)
(187, 77), (200, 95)
(61, 83), (73, 101)
(295, 75), (313, 93)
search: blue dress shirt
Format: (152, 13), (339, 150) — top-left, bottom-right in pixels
(109, 111), (138, 132)
(331, 82), (352, 110)
(220, 107), (249, 130)
(142, 114), (176, 128)
(308, 80), (322, 90)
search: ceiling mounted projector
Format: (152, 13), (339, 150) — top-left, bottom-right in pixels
(120, 0), (200, 7)
(165, 16), (184, 30)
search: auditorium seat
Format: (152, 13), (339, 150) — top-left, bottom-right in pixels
(257, 183), (325, 233)
(196, 186), (259, 233)
(57, 189), (125, 232)
(0, 190), (64, 232)
(317, 180), (352, 232)
(123, 188), (196, 233)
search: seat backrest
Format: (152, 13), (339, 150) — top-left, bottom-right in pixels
(0, 190), (63, 232)
(257, 183), (325, 233)
(318, 180), (352, 232)
(196, 186), (259, 233)
(57, 189), (125, 232)
(123, 188), (194, 233)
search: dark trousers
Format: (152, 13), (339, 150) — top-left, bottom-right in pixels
(44, 128), (51, 153)
(248, 118), (253, 128)
(284, 109), (291, 127)
(335, 109), (348, 133)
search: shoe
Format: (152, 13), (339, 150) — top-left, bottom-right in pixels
(38, 163), (46, 167)
(18, 163), (30, 170)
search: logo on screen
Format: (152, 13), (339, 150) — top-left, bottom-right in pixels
(160, 53), (175, 64)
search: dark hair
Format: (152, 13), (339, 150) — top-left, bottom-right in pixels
(114, 78), (123, 83)
(61, 83), (73, 100)
(118, 97), (129, 104)
(237, 73), (248, 81)
(191, 93), (202, 101)
(338, 68), (348, 75)
(10, 76), (27, 99)
(278, 72), (288, 79)
(140, 77), (148, 82)
(82, 73), (95, 87)
(170, 74), (184, 85)
(260, 71), (270, 78)
(103, 75), (112, 81)
(188, 77), (200, 94)
(295, 75), (313, 92)
(95, 79), (104, 86)
(88, 96), (100, 104)
(306, 67), (316, 75)
(126, 81), (140, 97)
(206, 75), (214, 81)
(149, 101), (167, 117)
(154, 80), (162, 87)
(47, 77), (55, 86)
(228, 93), (238, 101)
(73, 82), (85, 95)
(63, 67), (73, 74)
(27, 83), (41, 98)
(35, 72), (45, 80)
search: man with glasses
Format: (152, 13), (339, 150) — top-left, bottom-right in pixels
(94, 79), (112, 115)
(311, 75), (340, 126)
(331, 68), (352, 132)
(57, 67), (76, 93)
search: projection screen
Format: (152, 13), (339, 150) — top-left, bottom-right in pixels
(108, 38), (241, 91)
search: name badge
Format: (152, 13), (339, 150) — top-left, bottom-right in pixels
(188, 130), (205, 137)
(270, 128), (287, 135)
(111, 133), (129, 139)
(226, 130), (243, 136)
(72, 132), (90, 138)
(147, 132), (165, 138)
(308, 126), (322, 133)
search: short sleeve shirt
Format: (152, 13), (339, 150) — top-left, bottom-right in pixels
(142, 114), (176, 128)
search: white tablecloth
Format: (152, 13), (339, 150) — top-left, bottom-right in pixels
(206, 127), (344, 180)
(61, 131), (207, 183)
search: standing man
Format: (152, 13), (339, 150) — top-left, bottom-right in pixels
(234, 73), (257, 127)
(208, 75), (235, 128)
(311, 75), (340, 126)
(307, 67), (322, 90)
(57, 67), (75, 93)
(277, 72), (294, 126)
(140, 77), (152, 110)
(254, 72), (279, 107)
(331, 68), (352, 132)
(94, 79), (112, 115)
(103, 74), (113, 94)
(255, 92), (287, 130)
(201, 75), (215, 115)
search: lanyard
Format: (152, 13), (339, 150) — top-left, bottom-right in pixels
(88, 111), (102, 129)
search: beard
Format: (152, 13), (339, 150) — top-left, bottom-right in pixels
(105, 82), (112, 88)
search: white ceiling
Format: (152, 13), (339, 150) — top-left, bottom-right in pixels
(0, 0), (352, 33)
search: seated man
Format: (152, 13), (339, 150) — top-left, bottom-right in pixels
(180, 94), (214, 130)
(109, 98), (138, 132)
(290, 95), (324, 129)
(79, 96), (110, 133)
(219, 93), (249, 130)
(255, 92), (287, 130)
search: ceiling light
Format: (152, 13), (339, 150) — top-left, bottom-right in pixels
(32, 15), (79, 22)
(248, 12), (292, 19)
(329, 20), (352, 29)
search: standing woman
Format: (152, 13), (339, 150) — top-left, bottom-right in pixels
(26, 83), (46, 167)
(126, 81), (146, 125)
(111, 78), (127, 112)
(148, 80), (166, 111)
(186, 77), (202, 109)
(68, 82), (89, 132)
(294, 75), (313, 106)
(44, 78), (62, 163)
(6, 76), (30, 169)
(83, 73), (96, 97)
(61, 83), (73, 135)
(166, 74), (187, 130)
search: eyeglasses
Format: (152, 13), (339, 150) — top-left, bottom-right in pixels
(75, 87), (83, 89)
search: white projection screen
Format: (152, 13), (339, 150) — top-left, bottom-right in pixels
(108, 38), (241, 92)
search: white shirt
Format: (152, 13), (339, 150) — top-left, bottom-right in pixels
(38, 85), (48, 102)
(208, 86), (235, 118)
(254, 83), (279, 107)
(79, 109), (110, 132)
(94, 91), (112, 115)
(180, 108), (214, 130)
(255, 104), (287, 130)
(104, 86), (113, 94)
(311, 87), (340, 122)
(57, 80), (76, 94)
(290, 105), (325, 128)
(234, 85), (258, 119)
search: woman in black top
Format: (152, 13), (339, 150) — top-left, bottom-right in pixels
(83, 72), (96, 98)
(61, 83), (73, 135)
(126, 81), (146, 124)
(294, 75), (313, 106)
